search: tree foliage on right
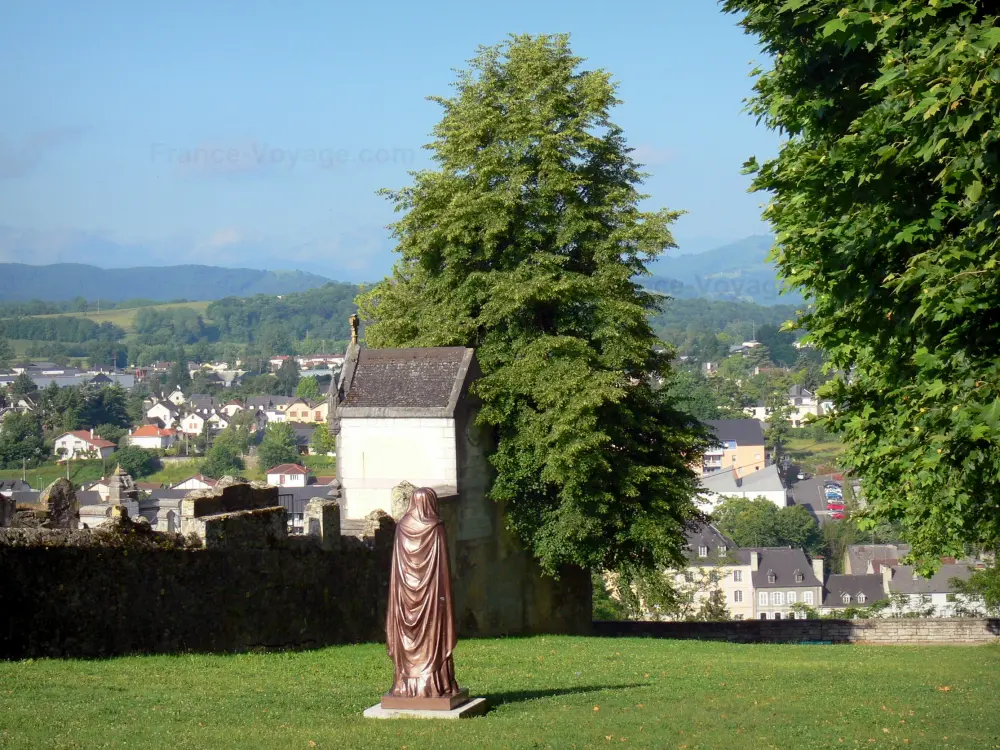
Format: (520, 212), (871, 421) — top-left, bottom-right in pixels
(725, 0), (1000, 568)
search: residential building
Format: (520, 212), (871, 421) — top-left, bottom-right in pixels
(127, 425), (178, 450)
(701, 419), (767, 477)
(207, 412), (230, 430)
(747, 385), (828, 428)
(167, 389), (187, 406)
(881, 563), (983, 617)
(178, 412), (206, 436)
(53, 430), (117, 460)
(843, 544), (911, 575)
(698, 463), (787, 512)
(285, 399), (329, 424)
(750, 548), (824, 619)
(0, 479), (30, 498)
(674, 523), (754, 620)
(266, 463), (311, 487)
(145, 400), (179, 429)
(170, 474), (218, 491)
(820, 573), (887, 614)
(220, 400), (244, 417)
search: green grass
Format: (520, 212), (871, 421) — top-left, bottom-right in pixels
(27, 301), (212, 333)
(0, 460), (106, 492)
(786, 436), (846, 475)
(1, 637), (997, 749)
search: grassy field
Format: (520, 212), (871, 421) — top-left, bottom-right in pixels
(26, 300), (212, 333)
(1, 637), (996, 749)
(786, 436), (846, 475)
(0, 459), (106, 492)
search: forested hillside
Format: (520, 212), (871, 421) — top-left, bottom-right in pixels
(0, 263), (333, 302)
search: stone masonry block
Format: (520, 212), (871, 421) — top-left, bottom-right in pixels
(304, 498), (341, 550)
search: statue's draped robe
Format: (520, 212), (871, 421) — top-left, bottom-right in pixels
(386, 489), (461, 698)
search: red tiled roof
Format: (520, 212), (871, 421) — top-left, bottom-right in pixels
(131, 425), (177, 438)
(62, 430), (117, 449)
(266, 463), (309, 475)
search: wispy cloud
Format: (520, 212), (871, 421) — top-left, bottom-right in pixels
(0, 126), (90, 179)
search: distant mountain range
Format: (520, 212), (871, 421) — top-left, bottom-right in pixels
(0, 235), (799, 306)
(646, 235), (803, 306)
(0, 263), (333, 302)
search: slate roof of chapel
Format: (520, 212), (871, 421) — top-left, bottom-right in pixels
(341, 347), (473, 409)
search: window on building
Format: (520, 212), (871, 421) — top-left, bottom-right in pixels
(842, 593), (851, 604)
(734, 615), (744, 621)
(683, 571), (694, 583)
(787, 592), (796, 605)
(804, 591), (814, 605)
(733, 590), (743, 603)
(758, 592), (768, 606)
(755, 453), (761, 460)
(794, 570), (804, 583)
(718, 545), (727, 556)
(697, 545), (708, 557)
(771, 592), (784, 606)
(759, 612), (768, 620)
(946, 593), (957, 603)
(857, 594), (867, 604)
(767, 570), (776, 584)
(774, 612), (782, 620)
(733, 570), (743, 583)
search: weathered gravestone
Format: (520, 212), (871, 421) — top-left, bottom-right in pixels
(40, 478), (79, 530)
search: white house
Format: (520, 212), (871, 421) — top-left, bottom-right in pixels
(747, 385), (828, 428)
(179, 412), (206, 435)
(53, 430), (118, 460)
(881, 563), (984, 617)
(146, 400), (179, 429)
(698, 463), (788, 513)
(171, 474), (217, 491)
(167, 389), (187, 406)
(127, 425), (178, 450)
(266, 463), (311, 487)
(207, 412), (230, 430)
(220, 400), (244, 417)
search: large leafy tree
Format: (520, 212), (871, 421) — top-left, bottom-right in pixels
(257, 422), (300, 472)
(725, 1), (1000, 568)
(713, 497), (823, 554)
(357, 35), (710, 575)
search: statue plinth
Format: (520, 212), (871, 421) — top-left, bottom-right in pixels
(380, 689), (469, 711)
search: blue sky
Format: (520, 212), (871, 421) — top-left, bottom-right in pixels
(0, 0), (777, 281)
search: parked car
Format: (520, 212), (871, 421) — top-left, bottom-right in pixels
(824, 481), (842, 489)
(830, 511), (846, 519)
(797, 472), (808, 480)
(825, 492), (844, 501)
(827, 502), (845, 510)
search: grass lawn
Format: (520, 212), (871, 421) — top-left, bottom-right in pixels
(0, 459), (105, 492)
(786, 437), (846, 475)
(1, 637), (997, 749)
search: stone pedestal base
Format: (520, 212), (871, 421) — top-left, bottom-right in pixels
(363, 697), (487, 720)
(381, 689), (469, 711)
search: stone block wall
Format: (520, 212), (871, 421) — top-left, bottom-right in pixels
(593, 618), (1000, 644)
(0, 525), (391, 659)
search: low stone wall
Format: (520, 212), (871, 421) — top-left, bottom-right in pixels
(593, 618), (1000, 644)
(0, 528), (391, 659)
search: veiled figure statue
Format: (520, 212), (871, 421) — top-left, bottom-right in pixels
(384, 487), (466, 707)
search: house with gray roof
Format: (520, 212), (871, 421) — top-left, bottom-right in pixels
(749, 547), (824, 619)
(675, 522), (755, 619)
(821, 573), (887, 612)
(843, 543), (911, 575)
(881, 563), (984, 617)
(698, 463), (787, 513)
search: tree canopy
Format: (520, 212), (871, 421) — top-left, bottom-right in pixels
(358, 34), (710, 575)
(725, 0), (1000, 569)
(257, 422), (300, 472)
(712, 497), (823, 554)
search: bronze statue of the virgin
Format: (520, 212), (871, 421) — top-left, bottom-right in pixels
(381, 487), (469, 710)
